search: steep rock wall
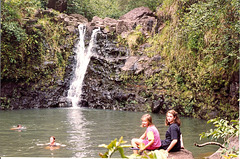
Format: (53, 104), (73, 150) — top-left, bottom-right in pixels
(78, 7), (164, 112)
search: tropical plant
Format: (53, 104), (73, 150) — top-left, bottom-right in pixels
(199, 118), (239, 158)
(66, 0), (94, 20)
(1, 0), (41, 81)
(98, 136), (131, 158)
(125, 25), (147, 55)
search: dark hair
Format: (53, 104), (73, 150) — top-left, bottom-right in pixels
(50, 136), (55, 140)
(165, 110), (181, 126)
(141, 114), (153, 127)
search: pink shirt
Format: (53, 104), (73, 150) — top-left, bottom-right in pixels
(143, 125), (161, 150)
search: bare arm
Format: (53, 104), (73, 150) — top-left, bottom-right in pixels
(139, 131), (154, 152)
(143, 139), (154, 150)
(139, 139), (154, 154)
(140, 131), (147, 140)
(180, 134), (184, 148)
(166, 139), (177, 152)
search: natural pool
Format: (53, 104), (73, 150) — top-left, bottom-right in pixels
(0, 107), (218, 158)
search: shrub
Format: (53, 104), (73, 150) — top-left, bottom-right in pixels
(200, 118), (239, 158)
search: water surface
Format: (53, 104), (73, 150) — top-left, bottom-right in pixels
(0, 108), (218, 158)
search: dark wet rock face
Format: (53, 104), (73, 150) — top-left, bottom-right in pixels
(80, 32), (131, 110)
(0, 79), (71, 109)
(78, 28), (164, 112)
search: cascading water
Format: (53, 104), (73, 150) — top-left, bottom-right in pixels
(67, 24), (100, 107)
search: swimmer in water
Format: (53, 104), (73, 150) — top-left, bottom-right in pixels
(11, 124), (25, 131)
(45, 136), (66, 150)
(48, 136), (58, 146)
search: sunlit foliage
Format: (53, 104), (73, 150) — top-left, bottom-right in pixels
(66, 0), (162, 20)
(123, 0), (239, 119)
(200, 118), (239, 158)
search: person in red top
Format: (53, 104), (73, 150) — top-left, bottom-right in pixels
(131, 114), (161, 154)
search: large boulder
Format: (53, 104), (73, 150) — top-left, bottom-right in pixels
(87, 16), (118, 36)
(119, 6), (154, 21)
(87, 7), (158, 37)
(121, 55), (163, 77)
(117, 6), (157, 36)
(168, 149), (194, 159)
(56, 13), (88, 32)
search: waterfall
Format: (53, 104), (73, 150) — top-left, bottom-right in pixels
(67, 24), (100, 107)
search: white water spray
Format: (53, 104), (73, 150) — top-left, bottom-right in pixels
(67, 24), (100, 107)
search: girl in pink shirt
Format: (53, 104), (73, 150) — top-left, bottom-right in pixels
(131, 114), (161, 154)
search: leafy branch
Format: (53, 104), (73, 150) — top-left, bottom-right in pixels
(196, 118), (239, 158)
(200, 118), (239, 141)
(98, 136), (132, 158)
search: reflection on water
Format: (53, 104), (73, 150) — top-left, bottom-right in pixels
(0, 108), (218, 158)
(66, 107), (90, 158)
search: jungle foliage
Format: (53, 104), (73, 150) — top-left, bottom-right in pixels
(200, 118), (239, 158)
(98, 136), (131, 158)
(66, 0), (162, 20)
(123, 0), (239, 119)
(1, 0), (76, 83)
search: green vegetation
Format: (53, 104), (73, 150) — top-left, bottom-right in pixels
(66, 0), (162, 20)
(200, 118), (239, 158)
(121, 0), (239, 119)
(98, 136), (131, 158)
(2, 0), (41, 81)
(117, 25), (147, 55)
(1, 0), (76, 83)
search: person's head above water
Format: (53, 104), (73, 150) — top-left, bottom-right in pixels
(11, 124), (23, 130)
(49, 136), (56, 145)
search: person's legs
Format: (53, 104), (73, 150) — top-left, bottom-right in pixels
(131, 138), (143, 154)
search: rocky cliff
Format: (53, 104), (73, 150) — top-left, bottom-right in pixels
(80, 7), (164, 112)
(1, 7), (164, 113)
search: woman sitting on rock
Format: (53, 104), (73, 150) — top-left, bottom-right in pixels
(159, 110), (184, 152)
